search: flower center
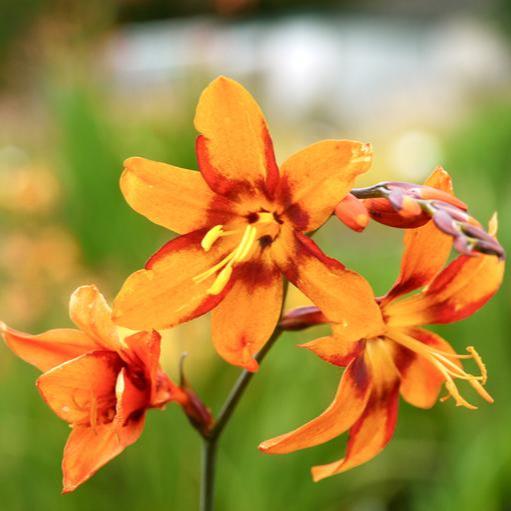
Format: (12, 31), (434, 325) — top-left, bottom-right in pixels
(194, 212), (280, 295)
(388, 329), (492, 410)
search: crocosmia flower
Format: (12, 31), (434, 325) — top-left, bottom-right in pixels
(113, 76), (374, 371)
(1, 285), (178, 493)
(260, 168), (504, 480)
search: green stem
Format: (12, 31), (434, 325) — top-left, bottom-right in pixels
(199, 326), (283, 511)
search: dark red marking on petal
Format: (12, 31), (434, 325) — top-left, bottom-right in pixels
(261, 122), (280, 198)
(233, 259), (278, 294)
(145, 230), (208, 270)
(424, 294), (495, 324)
(196, 135), (230, 196)
(350, 353), (371, 396)
(295, 231), (347, 271)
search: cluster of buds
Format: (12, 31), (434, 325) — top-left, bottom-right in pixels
(335, 176), (505, 259)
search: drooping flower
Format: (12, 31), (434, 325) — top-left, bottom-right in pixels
(1, 285), (182, 493)
(113, 76), (376, 371)
(260, 168), (505, 480)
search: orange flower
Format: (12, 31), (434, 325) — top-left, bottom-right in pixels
(1, 285), (178, 493)
(260, 168), (505, 480)
(113, 76), (375, 371)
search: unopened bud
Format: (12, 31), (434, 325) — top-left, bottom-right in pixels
(280, 306), (328, 331)
(334, 193), (369, 232)
(363, 197), (430, 228)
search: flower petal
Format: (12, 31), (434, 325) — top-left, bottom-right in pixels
(381, 167), (454, 304)
(259, 356), (371, 454)
(112, 230), (235, 330)
(300, 335), (363, 367)
(272, 229), (384, 342)
(385, 253), (505, 327)
(62, 415), (145, 493)
(69, 285), (120, 351)
(1, 324), (99, 372)
(36, 351), (122, 425)
(211, 256), (283, 371)
(311, 380), (400, 481)
(120, 330), (174, 406)
(114, 368), (148, 425)
(392, 328), (455, 409)
(121, 156), (236, 234)
(277, 140), (372, 232)
(195, 76), (279, 199)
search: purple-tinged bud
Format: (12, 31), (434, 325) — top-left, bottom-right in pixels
(280, 306), (327, 331)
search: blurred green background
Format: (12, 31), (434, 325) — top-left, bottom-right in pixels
(0, 0), (510, 510)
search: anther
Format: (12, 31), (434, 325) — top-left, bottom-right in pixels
(201, 225), (224, 251)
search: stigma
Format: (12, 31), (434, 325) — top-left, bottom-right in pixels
(388, 330), (493, 410)
(194, 213), (277, 295)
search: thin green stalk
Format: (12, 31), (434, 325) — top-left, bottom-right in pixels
(199, 326), (283, 511)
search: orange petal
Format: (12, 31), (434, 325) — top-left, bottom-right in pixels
(385, 253), (505, 327)
(259, 356), (371, 454)
(272, 228), (384, 342)
(120, 330), (173, 406)
(211, 256), (283, 371)
(114, 368), (149, 426)
(1, 325), (99, 372)
(311, 380), (400, 481)
(300, 335), (363, 367)
(277, 140), (372, 232)
(194, 76), (279, 199)
(393, 328), (455, 409)
(381, 167), (454, 305)
(121, 156), (237, 234)
(69, 285), (120, 351)
(36, 351), (122, 425)
(62, 416), (145, 493)
(112, 230), (235, 330)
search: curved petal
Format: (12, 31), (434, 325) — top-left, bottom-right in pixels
(392, 328), (456, 409)
(121, 156), (236, 234)
(1, 324), (99, 372)
(69, 285), (119, 351)
(194, 76), (279, 199)
(300, 335), (363, 367)
(114, 368), (149, 425)
(112, 230), (235, 330)
(36, 351), (122, 425)
(211, 256), (283, 371)
(272, 228), (384, 342)
(381, 167), (454, 305)
(259, 356), (371, 454)
(277, 140), (372, 232)
(312, 380), (400, 481)
(62, 415), (145, 493)
(120, 330), (173, 406)
(385, 253), (505, 327)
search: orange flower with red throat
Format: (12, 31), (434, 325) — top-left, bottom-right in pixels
(260, 168), (505, 480)
(1, 285), (179, 493)
(113, 76), (375, 371)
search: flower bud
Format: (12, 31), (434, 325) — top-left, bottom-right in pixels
(363, 197), (430, 228)
(334, 193), (370, 232)
(280, 306), (328, 331)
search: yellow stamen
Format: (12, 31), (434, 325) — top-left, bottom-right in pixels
(193, 224), (259, 295)
(209, 265), (233, 295)
(201, 225), (224, 251)
(388, 329), (493, 410)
